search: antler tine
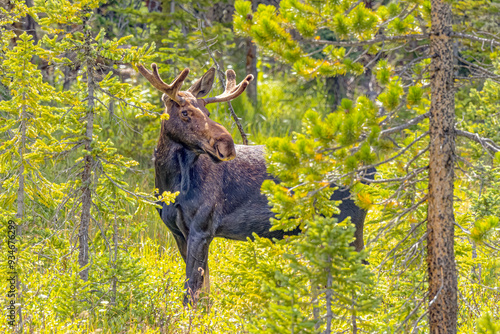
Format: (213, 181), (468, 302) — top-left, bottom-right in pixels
(137, 63), (190, 103)
(203, 70), (254, 104)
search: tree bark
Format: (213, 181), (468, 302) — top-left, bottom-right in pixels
(245, 0), (258, 106)
(16, 95), (26, 222)
(326, 75), (347, 111)
(245, 38), (258, 106)
(14, 92), (27, 333)
(79, 16), (94, 281)
(111, 201), (118, 304)
(23, 0), (37, 44)
(427, 1), (457, 333)
(325, 257), (333, 334)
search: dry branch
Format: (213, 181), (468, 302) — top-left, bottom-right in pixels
(380, 113), (430, 137)
(198, 20), (248, 145)
(455, 56), (500, 80)
(451, 32), (500, 48)
(311, 34), (429, 47)
(456, 129), (500, 154)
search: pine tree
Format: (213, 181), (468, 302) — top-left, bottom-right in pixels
(234, 0), (500, 332)
(0, 3), (75, 327)
(1, 0), (176, 329)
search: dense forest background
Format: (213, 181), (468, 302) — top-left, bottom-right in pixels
(1, 0), (500, 333)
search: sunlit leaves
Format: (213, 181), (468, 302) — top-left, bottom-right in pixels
(158, 190), (179, 205)
(351, 5), (379, 38)
(407, 86), (423, 106)
(378, 80), (404, 111)
(471, 216), (499, 243)
(331, 13), (350, 39)
(477, 313), (500, 334)
(235, 0), (383, 78)
(375, 59), (391, 86)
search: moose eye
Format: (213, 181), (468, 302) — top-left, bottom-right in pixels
(181, 110), (188, 117)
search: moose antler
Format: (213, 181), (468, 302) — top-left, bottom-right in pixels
(137, 63), (189, 103)
(202, 70), (254, 104)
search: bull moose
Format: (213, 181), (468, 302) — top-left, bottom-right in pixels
(137, 63), (373, 305)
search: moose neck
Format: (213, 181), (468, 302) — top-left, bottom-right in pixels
(155, 125), (200, 194)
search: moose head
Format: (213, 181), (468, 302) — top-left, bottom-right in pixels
(137, 63), (253, 162)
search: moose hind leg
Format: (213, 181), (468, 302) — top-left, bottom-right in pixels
(334, 191), (367, 252)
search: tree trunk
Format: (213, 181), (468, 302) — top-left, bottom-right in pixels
(326, 76), (347, 111)
(15, 92), (27, 333)
(427, 1), (457, 333)
(111, 202), (118, 304)
(325, 257), (333, 334)
(23, 0), (37, 44)
(245, 0), (258, 106)
(79, 16), (94, 281)
(16, 95), (26, 222)
(245, 38), (258, 106)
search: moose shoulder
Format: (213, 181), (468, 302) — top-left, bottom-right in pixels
(138, 63), (373, 305)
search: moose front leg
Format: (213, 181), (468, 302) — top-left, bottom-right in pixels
(173, 233), (187, 262)
(184, 232), (211, 305)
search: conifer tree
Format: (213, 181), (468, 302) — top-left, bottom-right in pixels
(1, 0), (176, 329)
(0, 3), (75, 328)
(234, 0), (500, 332)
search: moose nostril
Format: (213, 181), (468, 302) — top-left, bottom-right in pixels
(216, 145), (225, 158)
(212, 134), (235, 161)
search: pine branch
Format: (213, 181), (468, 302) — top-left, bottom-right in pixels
(378, 219), (427, 271)
(405, 146), (429, 173)
(321, 112), (429, 156)
(344, 0), (363, 15)
(97, 86), (160, 115)
(451, 32), (500, 48)
(358, 166), (427, 184)
(357, 131), (429, 172)
(310, 34), (429, 47)
(364, 42), (385, 69)
(377, 3), (409, 28)
(455, 129), (500, 154)
(455, 56), (500, 80)
(97, 162), (156, 203)
(455, 76), (500, 85)
(380, 113), (430, 137)
(368, 194), (428, 246)
(396, 54), (433, 78)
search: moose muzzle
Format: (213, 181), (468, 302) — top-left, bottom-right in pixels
(213, 133), (236, 162)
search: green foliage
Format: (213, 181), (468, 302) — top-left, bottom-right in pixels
(234, 0), (419, 77)
(2, 0), (500, 332)
(234, 0), (500, 332)
(0, 0), (171, 331)
(478, 313), (500, 334)
(225, 218), (377, 333)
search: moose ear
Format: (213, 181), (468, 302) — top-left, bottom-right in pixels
(188, 68), (216, 98)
